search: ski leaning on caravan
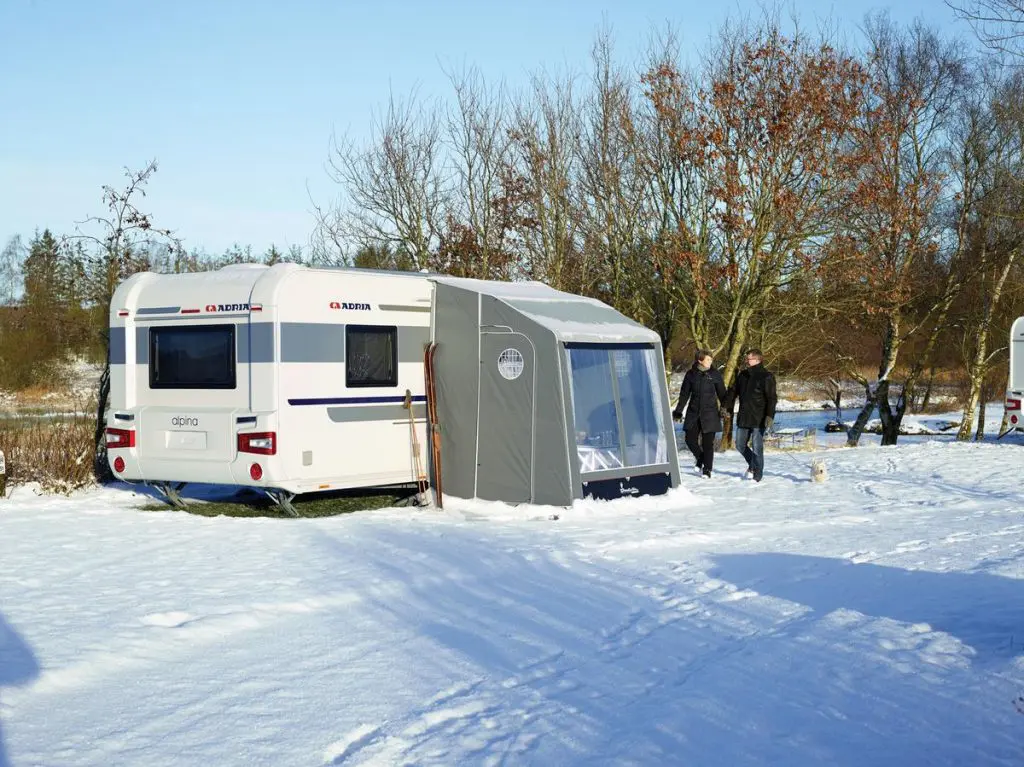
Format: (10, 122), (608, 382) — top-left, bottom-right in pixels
(105, 263), (681, 513)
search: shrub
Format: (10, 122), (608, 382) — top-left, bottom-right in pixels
(0, 412), (95, 494)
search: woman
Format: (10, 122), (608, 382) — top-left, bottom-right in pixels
(672, 349), (728, 478)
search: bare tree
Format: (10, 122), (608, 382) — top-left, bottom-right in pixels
(954, 71), (1024, 438)
(503, 68), (585, 290)
(317, 92), (447, 270)
(69, 160), (181, 481)
(435, 64), (517, 279)
(575, 28), (651, 318)
(0, 235), (25, 305)
(949, 0), (1024, 55)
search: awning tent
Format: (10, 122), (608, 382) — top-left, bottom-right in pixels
(430, 277), (681, 506)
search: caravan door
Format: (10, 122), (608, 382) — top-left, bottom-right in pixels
(476, 332), (535, 503)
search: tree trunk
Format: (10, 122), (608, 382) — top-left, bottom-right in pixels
(846, 382), (877, 446)
(958, 369), (984, 441)
(975, 383), (987, 441)
(919, 365), (936, 412)
(93, 363), (113, 483)
(848, 316), (900, 447)
(876, 380), (901, 446)
(717, 311), (752, 451)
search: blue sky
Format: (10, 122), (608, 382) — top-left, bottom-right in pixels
(0, 0), (968, 256)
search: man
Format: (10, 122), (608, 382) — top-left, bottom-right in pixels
(672, 349), (728, 478)
(728, 348), (777, 482)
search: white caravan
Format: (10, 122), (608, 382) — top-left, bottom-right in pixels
(1004, 315), (1024, 434)
(105, 262), (680, 514)
(106, 263), (433, 513)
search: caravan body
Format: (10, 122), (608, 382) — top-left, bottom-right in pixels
(107, 263), (432, 496)
(1005, 316), (1024, 431)
(106, 263), (681, 507)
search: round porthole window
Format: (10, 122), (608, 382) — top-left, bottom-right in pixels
(497, 348), (525, 380)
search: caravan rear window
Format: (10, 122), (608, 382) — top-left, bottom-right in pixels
(346, 325), (397, 388)
(149, 325), (236, 389)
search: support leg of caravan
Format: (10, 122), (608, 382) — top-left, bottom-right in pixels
(265, 489), (300, 518)
(151, 481), (188, 510)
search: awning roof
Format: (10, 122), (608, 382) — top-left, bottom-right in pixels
(432, 276), (661, 344)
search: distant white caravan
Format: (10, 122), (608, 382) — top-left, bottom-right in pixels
(1004, 315), (1024, 435)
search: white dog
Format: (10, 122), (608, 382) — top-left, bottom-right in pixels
(810, 459), (828, 483)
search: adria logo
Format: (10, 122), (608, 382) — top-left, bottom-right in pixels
(205, 304), (216, 312)
(204, 303), (250, 312)
(329, 301), (371, 310)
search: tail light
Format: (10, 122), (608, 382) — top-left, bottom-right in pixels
(238, 431), (276, 455)
(1006, 398), (1021, 411)
(113, 456), (126, 473)
(249, 463), (263, 481)
(105, 427), (136, 449)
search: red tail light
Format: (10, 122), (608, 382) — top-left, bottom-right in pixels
(238, 431), (276, 455)
(1007, 398), (1021, 411)
(105, 427), (136, 449)
(113, 456), (126, 473)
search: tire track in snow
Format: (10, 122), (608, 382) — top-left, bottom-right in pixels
(12, 590), (376, 699)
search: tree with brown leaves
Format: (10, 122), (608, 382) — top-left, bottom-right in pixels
(642, 20), (869, 445)
(833, 17), (966, 446)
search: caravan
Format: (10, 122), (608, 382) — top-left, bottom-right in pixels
(106, 263), (680, 513)
(1004, 316), (1024, 433)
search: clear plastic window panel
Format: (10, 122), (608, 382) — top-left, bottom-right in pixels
(614, 348), (667, 466)
(567, 347), (623, 472)
(566, 345), (667, 474)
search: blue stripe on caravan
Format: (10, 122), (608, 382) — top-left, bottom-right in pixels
(109, 327), (126, 364)
(136, 306), (181, 315)
(249, 322), (275, 363)
(136, 328), (149, 365)
(238, 322), (274, 363)
(281, 322), (344, 363)
(288, 395), (427, 406)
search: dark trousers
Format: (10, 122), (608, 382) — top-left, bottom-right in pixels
(684, 424), (716, 475)
(735, 426), (765, 479)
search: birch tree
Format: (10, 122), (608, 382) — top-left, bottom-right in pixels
(837, 17), (966, 446)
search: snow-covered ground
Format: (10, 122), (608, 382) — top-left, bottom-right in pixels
(1, 417), (1023, 765)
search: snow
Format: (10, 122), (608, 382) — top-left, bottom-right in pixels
(2, 420), (1024, 765)
(513, 309), (659, 343)
(432, 275), (573, 299)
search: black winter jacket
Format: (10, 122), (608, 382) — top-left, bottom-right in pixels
(729, 364), (778, 429)
(674, 365), (728, 433)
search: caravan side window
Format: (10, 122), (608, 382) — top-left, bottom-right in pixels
(149, 325), (236, 389)
(345, 325), (398, 388)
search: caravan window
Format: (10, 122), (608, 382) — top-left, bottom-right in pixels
(346, 325), (397, 388)
(149, 325), (236, 389)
